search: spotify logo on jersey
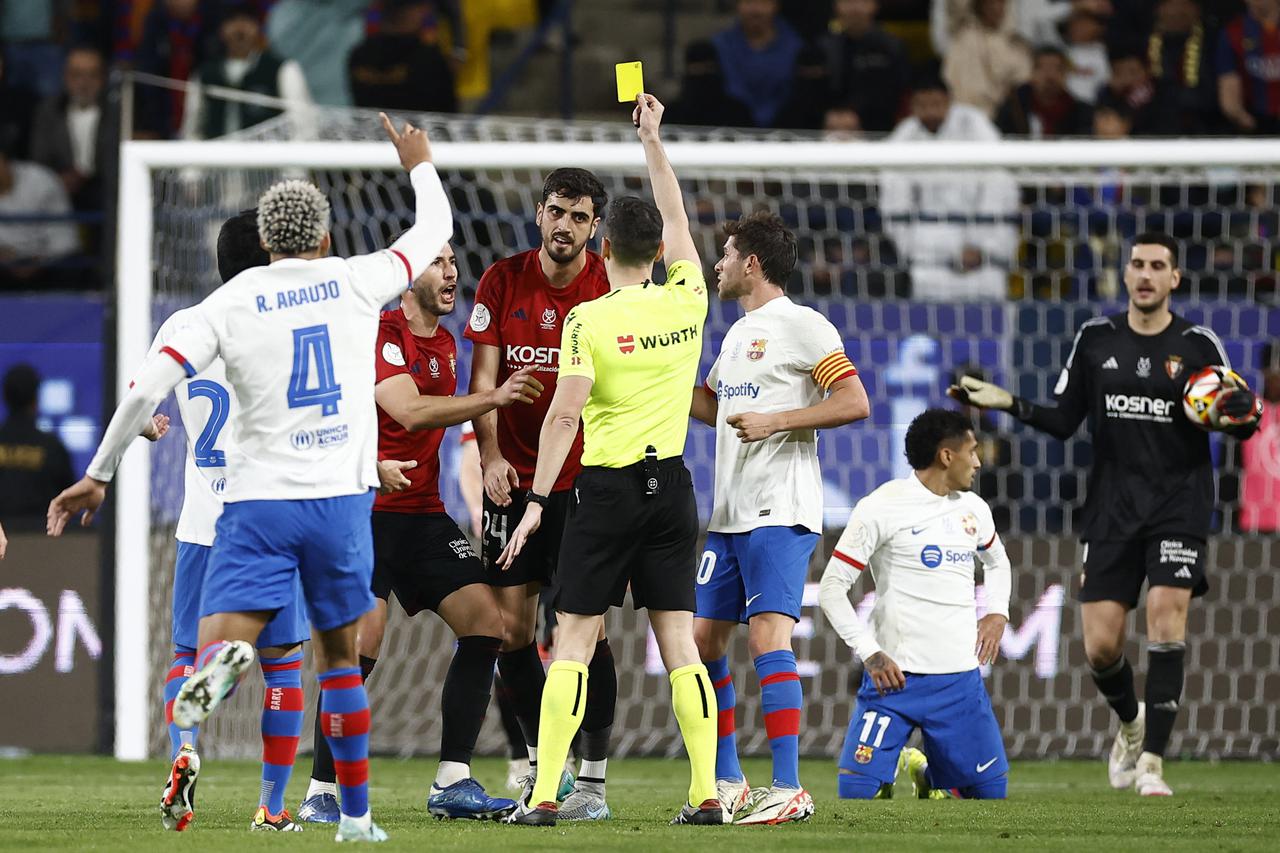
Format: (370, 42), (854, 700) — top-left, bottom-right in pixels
(920, 545), (943, 568)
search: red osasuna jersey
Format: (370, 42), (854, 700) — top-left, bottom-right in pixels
(464, 249), (610, 492)
(374, 306), (458, 513)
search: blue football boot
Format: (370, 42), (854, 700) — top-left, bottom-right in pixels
(427, 778), (517, 821)
(297, 791), (341, 823)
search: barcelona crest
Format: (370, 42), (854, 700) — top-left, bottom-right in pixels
(854, 744), (874, 764)
(747, 339), (768, 361)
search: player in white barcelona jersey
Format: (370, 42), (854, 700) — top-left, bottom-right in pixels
(688, 211), (869, 824)
(47, 115), (449, 843)
(819, 408), (1012, 800)
(151, 211), (312, 833)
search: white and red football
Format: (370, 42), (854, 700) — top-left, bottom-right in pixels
(1182, 365), (1249, 430)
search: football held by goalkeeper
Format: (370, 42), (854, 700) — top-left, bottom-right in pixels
(950, 231), (1263, 797)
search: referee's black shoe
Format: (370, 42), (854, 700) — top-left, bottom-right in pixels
(504, 798), (558, 826)
(670, 798), (725, 825)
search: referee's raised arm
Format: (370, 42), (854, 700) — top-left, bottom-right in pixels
(634, 94), (699, 269)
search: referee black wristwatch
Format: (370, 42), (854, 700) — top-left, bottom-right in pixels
(525, 490), (550, 508)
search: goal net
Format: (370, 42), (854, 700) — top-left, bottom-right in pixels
(118, 109), (1280, 763)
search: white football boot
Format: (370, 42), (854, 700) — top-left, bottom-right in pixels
(1108, 702), (1145, 790)
(1134, 752), (1173, 797)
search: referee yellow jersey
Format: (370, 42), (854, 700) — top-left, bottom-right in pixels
(559, 259), (708, 467)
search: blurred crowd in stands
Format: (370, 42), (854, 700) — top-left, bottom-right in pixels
(0, 0), (1277, 294)
(676, 0), (1272, 138)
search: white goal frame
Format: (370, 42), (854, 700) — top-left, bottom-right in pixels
(113, 136), (1280, 759)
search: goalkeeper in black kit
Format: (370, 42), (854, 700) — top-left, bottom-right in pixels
(950, 232), (1262, 798)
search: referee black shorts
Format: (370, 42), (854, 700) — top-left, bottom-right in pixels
(1079, 534), (1209, 609)
(555, 457), (699, 616)
(480, 488), (572, 587)
(371, 511), (489, 616)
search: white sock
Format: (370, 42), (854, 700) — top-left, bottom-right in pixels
(578, 758), (607, 785)
(344, 809), (371, 829)
(307, 778), (338, 799)
(435, 760), (471, 788)
(527, 745), (538, 764)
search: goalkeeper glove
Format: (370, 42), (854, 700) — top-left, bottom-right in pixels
(948, 376), (1014, 411)
(1214, 387), (1264, 432)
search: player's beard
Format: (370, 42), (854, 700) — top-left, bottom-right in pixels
(543, 231), (586, 265)
(717, 270), (748, 300)
(413, 284), (455, 318)
(1130, 290), (1169, 314)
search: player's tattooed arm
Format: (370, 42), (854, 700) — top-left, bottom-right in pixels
(864, 652), (906, 696)
(374, 368), (542, 432)
(469, 343), (520, 507)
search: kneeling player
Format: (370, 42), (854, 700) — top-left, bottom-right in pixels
(300, 242), (543, 822)
(819, 409), (1011, 800)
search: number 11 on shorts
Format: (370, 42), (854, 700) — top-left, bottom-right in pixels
(859, 711), (890, 747)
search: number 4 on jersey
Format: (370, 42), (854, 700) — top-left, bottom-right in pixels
(288, 324), (342, 416)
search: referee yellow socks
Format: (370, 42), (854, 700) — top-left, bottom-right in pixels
(669, 662), (718, 806)
(529, 660), (588, 806)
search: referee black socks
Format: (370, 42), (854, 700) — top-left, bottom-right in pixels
(1089, 655), (1139, 724)
(1143, 642), (1186, 758)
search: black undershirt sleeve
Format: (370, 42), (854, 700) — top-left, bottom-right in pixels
(1007, 326), (1094, 440)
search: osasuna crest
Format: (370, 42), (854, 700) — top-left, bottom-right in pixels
(1136, 357), (1151, 378)
(540, 307), (557, 329)
(747, 339), (768, 361)
(428, 356), (440, 377)
(1165, 355), (1183, 380)
(448, 353), (457, 377)
(854, 744), (874, 764)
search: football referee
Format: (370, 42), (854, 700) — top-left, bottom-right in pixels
(951, 232), (1263, 797)
(499, 93), (720, 827)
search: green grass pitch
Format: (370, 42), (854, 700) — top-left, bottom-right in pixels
(0, 755), (1275, 851)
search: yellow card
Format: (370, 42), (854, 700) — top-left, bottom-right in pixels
(615, 61), (644, 103)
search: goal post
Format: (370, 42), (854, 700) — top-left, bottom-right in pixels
(115, 134), (1280, 761)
